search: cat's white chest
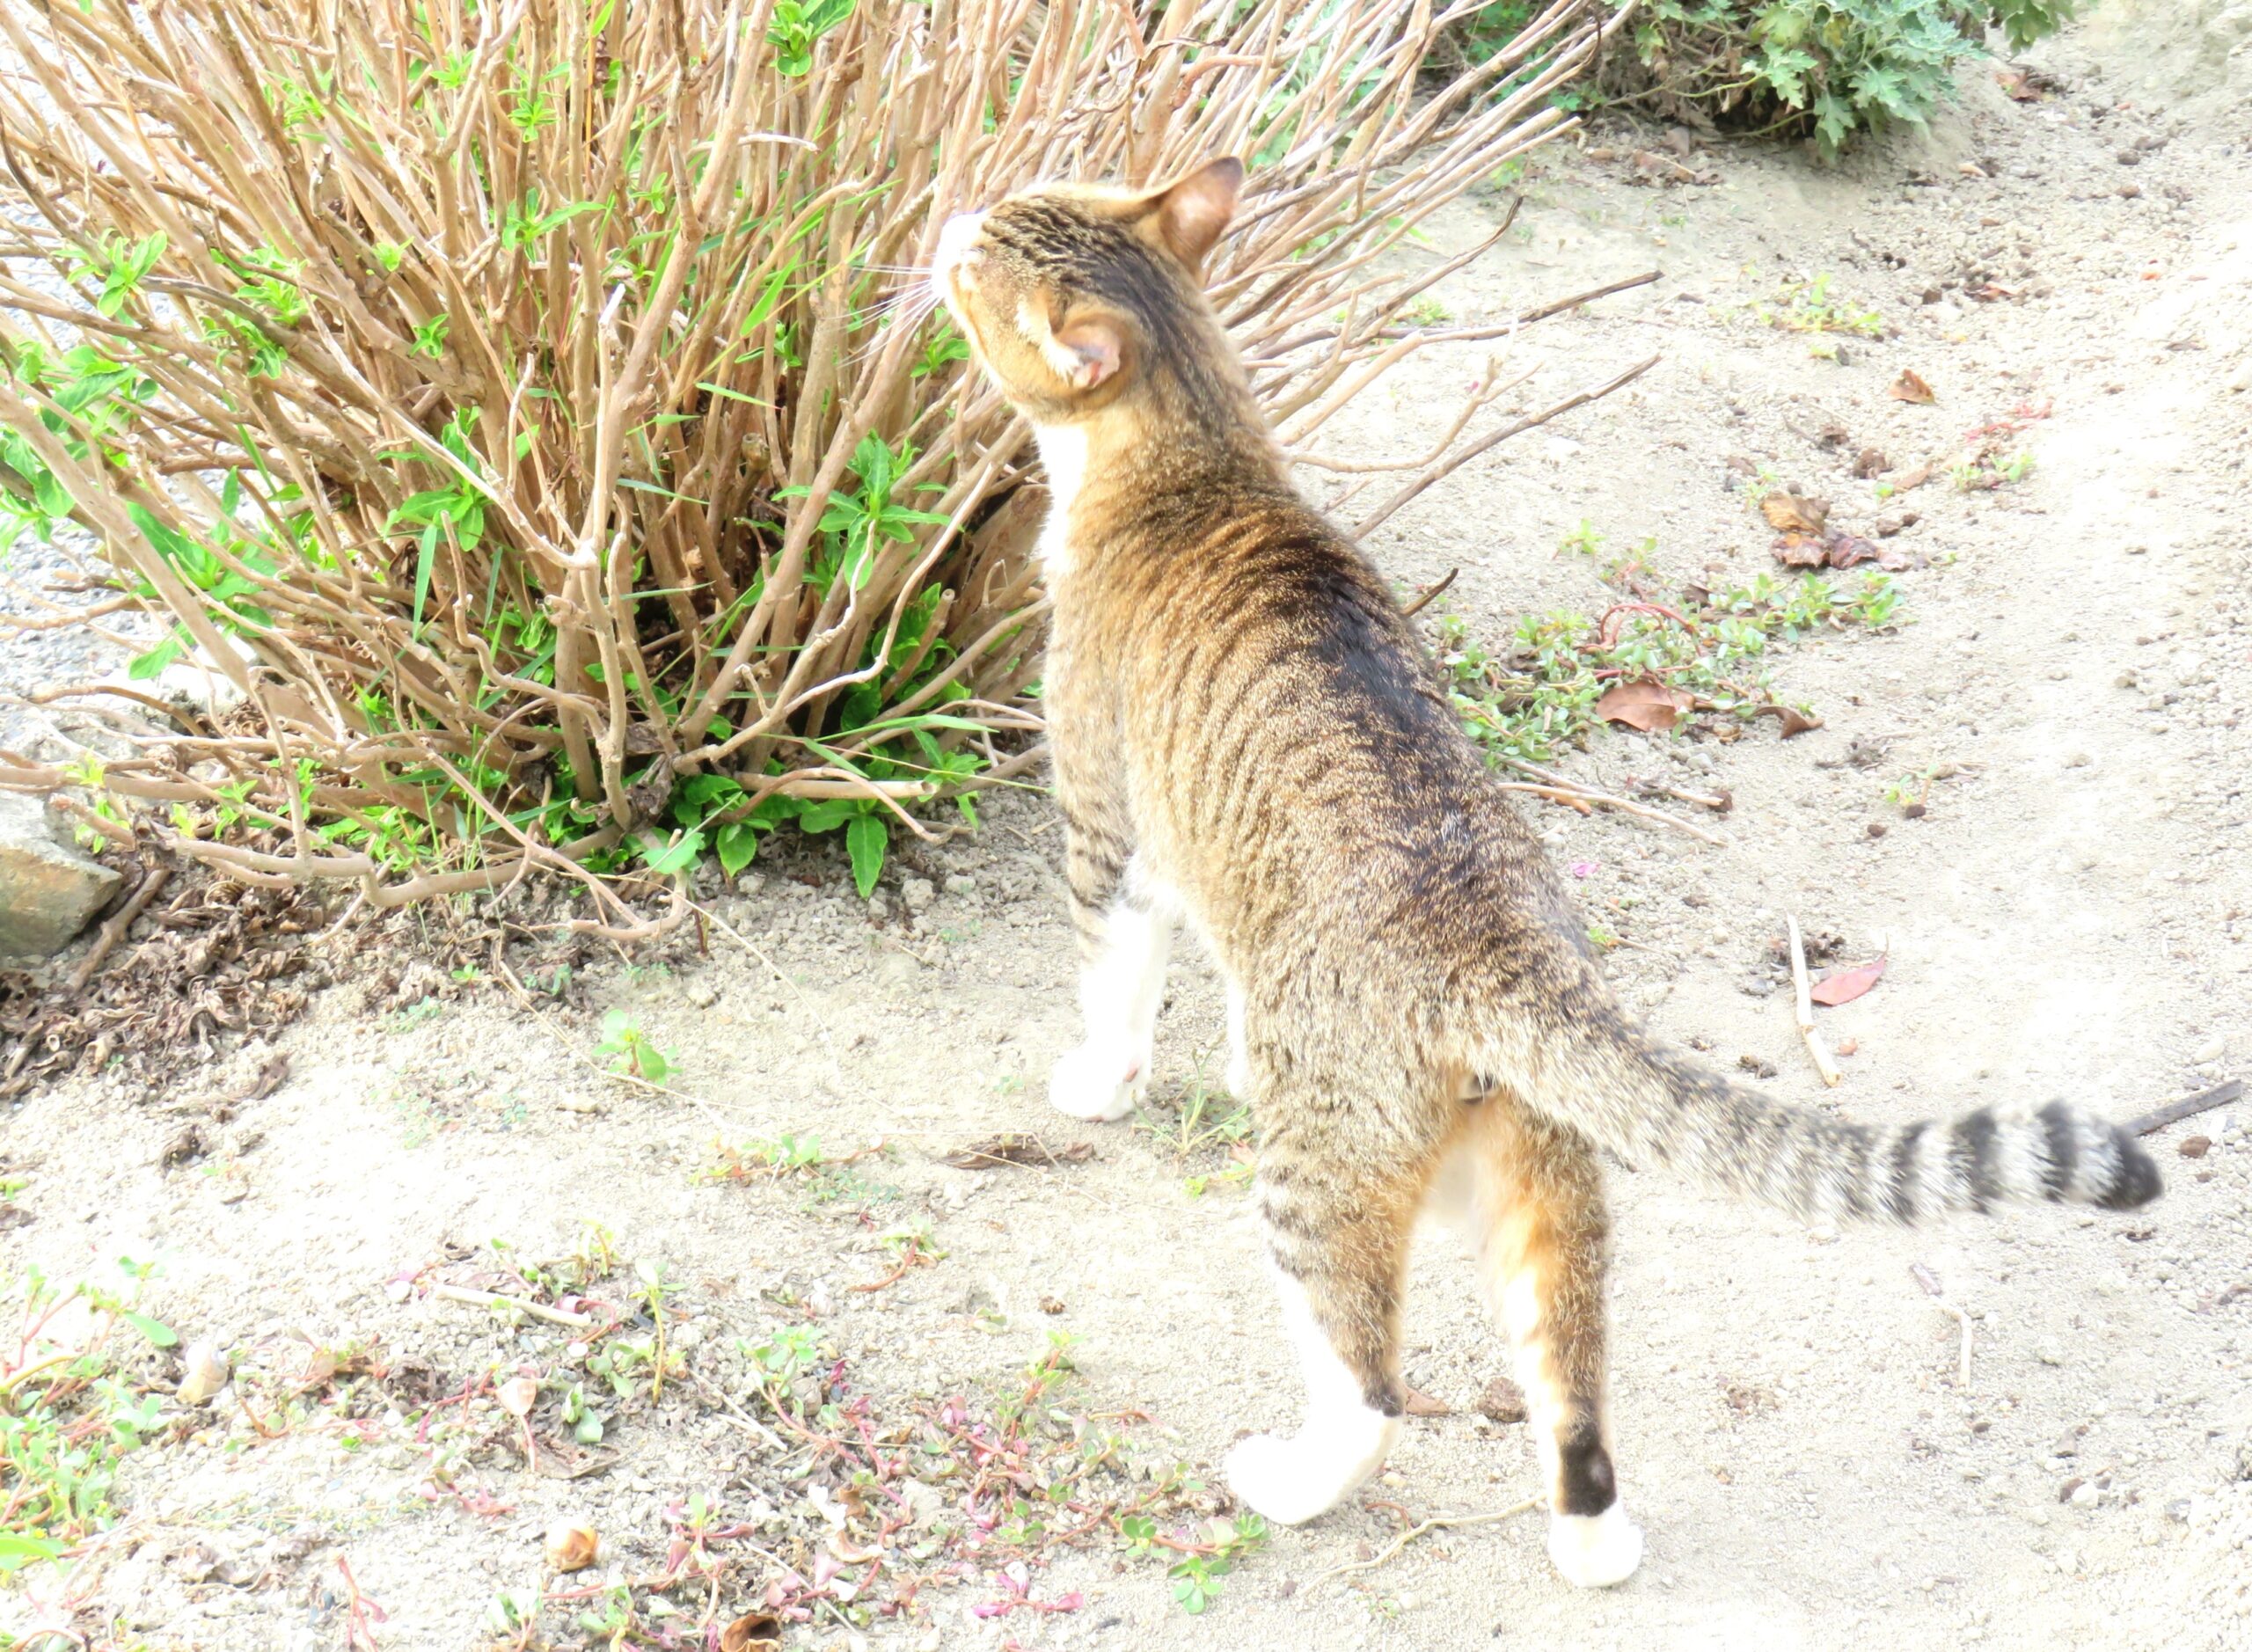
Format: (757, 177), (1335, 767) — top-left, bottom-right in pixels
(1032, 424), (1086, 578)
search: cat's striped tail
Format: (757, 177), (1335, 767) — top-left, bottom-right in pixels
(1470, 998), (2161, 1223)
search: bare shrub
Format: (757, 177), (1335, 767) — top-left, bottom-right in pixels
(0, 0), (1631, 932)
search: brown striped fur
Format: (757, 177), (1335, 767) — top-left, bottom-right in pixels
(930, 158), (2160, 1585)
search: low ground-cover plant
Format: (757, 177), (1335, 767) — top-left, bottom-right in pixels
(0, 1259), (176, 1573)
(1438, 537), (1906, 765)
(1597, 1), (2077, 151)
(0, 0), (1626, 932)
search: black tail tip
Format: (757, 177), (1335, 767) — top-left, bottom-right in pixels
(2098, 1131), (2163, 1210)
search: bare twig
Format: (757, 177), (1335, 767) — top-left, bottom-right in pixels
(1494, 754), (1729, 845)
(1355, 354), (1662, 537)
(1303, 1493), (1545, 1591)
(1400, 567), (1459, 620)
(2123, 1078), (2241, 1137)
(430, 1283), (593, 1329)
(1787, 914), (1841, 1087)
(66, 863), (170, 991)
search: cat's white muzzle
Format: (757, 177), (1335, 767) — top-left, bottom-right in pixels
(929, 211), (985, 316)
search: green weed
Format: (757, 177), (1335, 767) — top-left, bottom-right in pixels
(596, 1008), (676, 1082)
(1136, 1063), (1254, 1197)
(1763, 273), (1883, 338)
(0, 1258), (176, 1571)
(1438, 545), (1906, 766)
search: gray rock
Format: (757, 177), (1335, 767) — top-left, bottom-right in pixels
(943, 873), (976, 896)
(0, 793), (121, 959)
(902, 876), (936, 914)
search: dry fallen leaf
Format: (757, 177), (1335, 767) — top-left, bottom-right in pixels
(720, 1613), (783, 1652)
(1810, 954), (1888, 1007)
(497, 1376), (539, 1418)
(1760, 492), (1830, 534)
(1595, 678), (1693, 733)
(1889, 369), (1936, 404)
(1823, 532), (1908, 573)
(1755, 703), (1823, 738)
(544, 1521), (599, 1573)
(1890, 461), (1936, 492)
(941, 1134), (1095, 1170)
(1403, 1386), (1452, 1418)
(1773, 534), (1828, 568)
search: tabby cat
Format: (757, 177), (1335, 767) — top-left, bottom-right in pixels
(928, 157), (2160, 1589)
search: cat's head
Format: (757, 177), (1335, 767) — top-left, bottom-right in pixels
(929, 158), (1243, 422)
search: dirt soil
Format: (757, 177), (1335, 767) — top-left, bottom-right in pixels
(4, 14), (2252, 1652)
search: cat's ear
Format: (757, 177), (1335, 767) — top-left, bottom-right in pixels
(1150, 157), (1243, 269)
(1049, 314), (1124, 391)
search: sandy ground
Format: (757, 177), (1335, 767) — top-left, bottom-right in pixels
(4, 11), (2251, 1651)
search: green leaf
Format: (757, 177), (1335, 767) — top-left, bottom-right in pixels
(412, 522), (439, 631)
(0, 1534), (65, 1575)
(715, 821), (759, 877)
(121, 1309), (179, 1348)
(128, 631), (186, 681)
(795, 800), (853, 834)
(638, 829), (704, 875)
(740, 261), (802, 333)
(844, 812), (886, 898)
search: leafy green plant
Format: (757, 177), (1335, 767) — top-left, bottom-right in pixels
(1953, 447), (2035, 490)
(0, 1259), (176, 1569)
(596, 1009), (676, 1083)
(767, 0), (857, 77)
(1764, 273), (1883, 338)
(1884, 763), (1942, 812)
(1605, 1), (2080, 152)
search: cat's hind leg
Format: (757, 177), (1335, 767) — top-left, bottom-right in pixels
(1470, 1098), (1641, 1589)
(1224, 1133), (1429, 1525)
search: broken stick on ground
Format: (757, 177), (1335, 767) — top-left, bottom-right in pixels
(1787, 915), (1842, 1088)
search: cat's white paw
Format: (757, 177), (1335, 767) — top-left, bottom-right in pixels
(1225, 1047), (1251, 1100)
(1224, 1415), (1397, 1527)
(1048, 1042), (1143, 1122)
(1547, 1503), (1642, 1589)
(1225, 1433), (1348, 1526)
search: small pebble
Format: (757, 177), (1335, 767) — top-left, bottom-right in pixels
(2177, 1136), (2211, 1159)
(2190, 1034), (2226, 1064)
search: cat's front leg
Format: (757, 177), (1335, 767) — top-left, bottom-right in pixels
(1048, 770), (1172, 1123)
(1049, 889), (1172, 1122)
